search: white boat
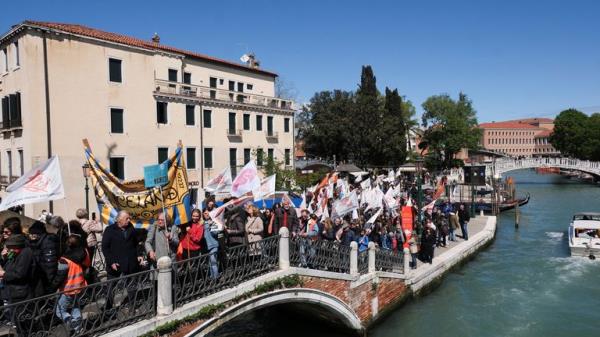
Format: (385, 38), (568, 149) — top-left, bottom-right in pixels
(568, 212), (600, 258)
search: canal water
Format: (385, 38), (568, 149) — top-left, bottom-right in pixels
(370, 170), (600, 337)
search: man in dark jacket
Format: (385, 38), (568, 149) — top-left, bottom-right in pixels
(0, 235), (34, 304)
(225, 205), (246, 247)
(101, 211), (142, 278)
(27, 221), (59, 297)
(457, 204), (471, 240)
(273, 200), (299, 236)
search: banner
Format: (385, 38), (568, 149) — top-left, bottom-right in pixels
(204, 167), (232, 194)
(83, 140), (191, 229)
(364, 186), (384, 211)
(333, 190), (359, 217)
(401, 206), (414, 249)
(0, 156), (65, 211)
(209, 195), (252, 227)
(253, 174), (276, 201)
(231, 160), (260, 197)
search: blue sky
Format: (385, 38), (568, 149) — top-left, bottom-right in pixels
(2, 0), (599, 122)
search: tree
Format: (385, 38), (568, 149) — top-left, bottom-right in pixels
(420, 93), (482, 170)
(351, 66), (382, 166)
(380, 88), (408, 166)
(274, 76), (298, 101)
(549, 109), (589, 158)
(262, 155), (296, 191)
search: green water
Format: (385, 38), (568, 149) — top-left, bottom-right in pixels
(370, 171), (600, 337)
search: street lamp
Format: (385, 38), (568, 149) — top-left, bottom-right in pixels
(414, 157), (424, 235)
(82, 163), (91, 214)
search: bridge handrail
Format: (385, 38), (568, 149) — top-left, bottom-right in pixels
(486, 157), (600, 177)
(375, 247), (404, 273)
(289, 237), (351, 273)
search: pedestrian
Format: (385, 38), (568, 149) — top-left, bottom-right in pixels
(448, 207), (459, 242)
(1, 218), (23, 251)
(27, 221), (59, 297)
(421, 227), (436, 264)
(458, 204), (471, 240)
(145, 210), (179, 264)
(0, 234), (34, 304)
(76, 208), (104, 259)
(225, 204), (246, 248)
(53, 235), (90, 333)
(101, 211), (143, 278)
(245, 205), (264, 258)
(178, 209), (204, 259)
(272, 199), (299, 235)
(201, 209), (220, 279)
(408, 233), (419, 269)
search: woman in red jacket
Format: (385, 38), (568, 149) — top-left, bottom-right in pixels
(178, 209), (204, 260)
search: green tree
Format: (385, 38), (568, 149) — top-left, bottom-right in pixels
(549, 109), (589, 158)
(351, 66), (382, 166)
(380, 88), (408, 166)
(262, 155), (296, 191)
(420, 93), (482, 170)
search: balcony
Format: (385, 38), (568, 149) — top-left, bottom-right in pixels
(226, 128), (243, 142)
(266, 131), (279, 143)
(0, 119), (22, 130)
(154, 79), (294, 112)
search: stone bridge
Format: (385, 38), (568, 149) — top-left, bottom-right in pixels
(487, 157), (600, 178)
(99, 215), (497, 337)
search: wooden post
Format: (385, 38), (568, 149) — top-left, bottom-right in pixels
(514, 185), (520, 228)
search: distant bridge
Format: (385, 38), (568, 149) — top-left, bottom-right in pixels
(487, 157), (600, 178)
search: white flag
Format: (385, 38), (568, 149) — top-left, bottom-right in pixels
(384, 187), (398, 210)
(209, 195), (253, 227)
(333, 191), (359, 217)
(352, 209), (359, 220)
(321, 204), (330, 219)
(0, 156), (65, 211)
(204, 167), (232, 194)
(299, 192), (306, 210)
(360, 178), (371, 190)
(231, 160), (260, 198)
(253, 174), (276, 201)
(366, 208), (382, 224)
(365, 186), (384, 211)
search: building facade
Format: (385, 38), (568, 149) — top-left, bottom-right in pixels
(0, 21), (294, 218)
(479, 118), (559, 157)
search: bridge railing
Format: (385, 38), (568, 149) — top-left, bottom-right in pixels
(172, 235), (280, 308)
(488, 157), (600, 177)
(289, 237), (351, 273)
(375, 248), (404, 273)
(0, 268), (157, 337)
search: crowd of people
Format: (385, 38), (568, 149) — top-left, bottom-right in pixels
(0, 170), (474, 332)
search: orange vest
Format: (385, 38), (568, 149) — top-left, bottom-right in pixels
(60, 257), (88, 295)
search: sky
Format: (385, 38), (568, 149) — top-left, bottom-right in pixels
(2, 0), (599, 122)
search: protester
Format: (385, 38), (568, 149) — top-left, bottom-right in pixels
(408, 234), (419, 269)
(201, 209), (220, 278)
(178, 209), (204, 259)
(76, 208), (104, 258)
(421, 226), (436, 264)
(145, 211), (179, 263)
(225, 205), (246, 247)
(245, 205), (264, 257)
(27, 221), (59, 297)
(0, 234), (34, 304)
(101, 211), (142, 278)
(273, 199), (298, 235)
(1, 218), (23, 251)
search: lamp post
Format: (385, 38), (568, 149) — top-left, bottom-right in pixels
(414, 157), (424, 236)
(82, 163), (91, 214)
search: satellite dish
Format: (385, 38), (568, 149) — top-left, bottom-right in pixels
(240, 54), (250, 63)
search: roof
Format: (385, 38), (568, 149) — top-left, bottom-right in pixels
(8, 21), (278, 78)
(534, 129), (552, 138)
(507, 118), (554, 124)
(479, 121), (539, 129)
(335, 163), (363, 173)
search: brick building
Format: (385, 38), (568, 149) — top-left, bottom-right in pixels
(479, 118), (559, 157)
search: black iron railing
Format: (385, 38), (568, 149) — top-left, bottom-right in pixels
(0, 268), (156, 337)
(289, 238), (351, 273)
(172, 235), (280, 308)
(357, 249), (369, 274)
(375, 248), (404, 273)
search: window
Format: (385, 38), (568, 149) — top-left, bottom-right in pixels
(257, 148), (264, 166)
(156, 102), (168, 124)
(203, 110), (212, 128)
(256, 115), (263, 131)
(168, 69), (178, 82)
(7, 150), (12, 178)
(13, 42), (19, 67)
(183, 72), (192, 84)
(219, 79), (224, 85)
(267, 116), (274, 135)
(110, 108), (124, 133)
(237, 82), (244, 92)
(243, 114), (250, 130)
(230, 149), (237, 177)
(18, 149), (23, 176)
(204, 148), (213, 169)
(5, 93), (22, 127)
(229, 81), (235, 91)
(228, 112), (236, 133)
(187, 147), (196, 169)
(247, 84), (253, 90)
(186, 105), (195, 126)
(109, 157), (125, 180)
(209, 77), (217, 88)
(190, 188), (198, 208)
(158, 147), (169, 163)
(268, 148), (274, 161)
(244, 148), (251, 164)
(285, 149), (291, 166)
(284, 118), (290, 133)
(108, 58), (122, 83)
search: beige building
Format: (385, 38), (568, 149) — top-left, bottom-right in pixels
(479, 118), (559, 157)
(0, 21), (294, 219)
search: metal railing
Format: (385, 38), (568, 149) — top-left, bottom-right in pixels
(0, 119), (22, 129)
(375, 248), (404, 273)
(0, 268), (156, 337)
(266, 131), (279, 140)
(172, 235), (280, 308)
(289, 237), (351, 273)
(226, 128), (243, 137)
(154, 79), (294, 111)
(357, 250), (369, 274)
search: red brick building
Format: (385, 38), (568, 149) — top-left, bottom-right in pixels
(479, 118), (559, 157)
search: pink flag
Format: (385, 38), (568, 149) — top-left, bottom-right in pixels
(231, 160), (260, 198)
(209, 195), (253, 227)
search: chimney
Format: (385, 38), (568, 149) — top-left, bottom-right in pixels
(151, 33), (160, 44)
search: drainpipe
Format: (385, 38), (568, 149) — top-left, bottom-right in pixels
(42, 32), (53, 213)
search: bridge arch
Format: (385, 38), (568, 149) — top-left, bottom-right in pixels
(488, 157), (600, 178)
(185, 288), (364, 337)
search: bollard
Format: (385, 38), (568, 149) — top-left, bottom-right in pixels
(279, 227), (290, 270)
(403, 248), (410, 275)
(157, 256), (173, 315)
(350, 241), (358, 276)
(368, 242), (376, 273)
(480, 209), (484, 217)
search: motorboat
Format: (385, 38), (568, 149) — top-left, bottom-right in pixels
(568, 212), (600, 258)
